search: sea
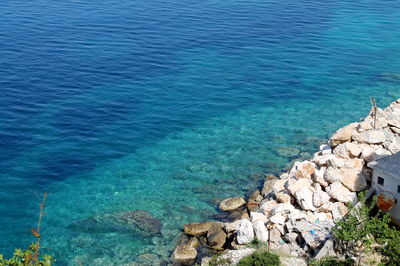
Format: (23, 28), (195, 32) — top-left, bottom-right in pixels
(0, 0), (400, 265)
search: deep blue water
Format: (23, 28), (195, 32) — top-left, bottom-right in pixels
(1, 0), (400, 264)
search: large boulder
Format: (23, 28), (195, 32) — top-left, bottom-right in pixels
(172, 244), (197, 265)
(250, 212), (268, 223)
(313, 167), (329, 187)
(270, 212), (287, 225)
(340, 168), (368, 192)
(262, 178), (278, 197)
(386, 136), (400, 154)
(294, 161), (315, 179)
(324, 167), (343, 183)
(294, 186), (316, 211)
(313, 154), (335, 167)
(271, 203), (295, 216)
(253, 221), (269, 242)
(326, 182), (357, 205)
(276, 191), (294, 204)
(343, 158), (364, 171)
(259, 200), (278, 216)
(313, 188), (331, 208)
(224, 220), (241, 233)
(333, 142), (361, 159)
(219, 197), (246, 211)
(352, 130), (386, 144)
(272, 179), (287, 195)
(286, 178), (313, 196)
(269, 228), (282, 244)
(329, 122), (358, 147)
(184, 221), (222, 236)
(207, 224), (226, 250)
(236, 219), (254, 244)
(320, 144), (332, 155)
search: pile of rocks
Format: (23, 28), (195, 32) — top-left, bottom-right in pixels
(172, 98), (400, 265)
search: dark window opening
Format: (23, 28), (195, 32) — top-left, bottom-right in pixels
(398, 185), (400, 193)
(377, 176), (384, 186)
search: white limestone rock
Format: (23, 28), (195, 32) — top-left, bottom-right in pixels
(331, 202), (349, 222)
(312, 188), (331, 207)
(236, 219), (254, 244)
(201, 248), (256, 266)
(250, 212), (268, 223)
(294, 161), (315, 179)
(286, 177), (313, 196)
(269, 228), (282, 244)
(270, 212), (287, 225)
(326, 182), (357, 205)
(276, 191), (294, 204)
(340, 168), (368, 192)
(224, 220), (241, 233)
(313, 154), (335, 167)
(313, 167), (329, 187)
(352, 130), (386, 144)
(343, 158), (364, 171)
(294, 186), (316, 211)
(319, 144), (332, 155)
(329, 122), (358, 147)
(288, 209), (308, 221)
(259, 200), (278, 217)
(327, 156), (346, 168)
(253, 221), (269, 242)
(333, 142), (362, 159)
(324, 167), (343, 183)
(272, 179), (287, 195)
(271, 203), (295, 216)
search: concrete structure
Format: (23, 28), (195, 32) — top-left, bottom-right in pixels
(368, 152), (400, 225)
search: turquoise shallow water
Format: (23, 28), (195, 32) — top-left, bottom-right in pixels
(1, 0), (400, 264)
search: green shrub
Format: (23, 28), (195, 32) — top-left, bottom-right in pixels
(208, 255), (232, 266)
(0, 193), (53, 266)
(0, 243), (52, 266)
(332, 193), (400, 265)
(309, 256), (354, 266)
(237, 250), (280, 266)
(246, 239), (268, 249)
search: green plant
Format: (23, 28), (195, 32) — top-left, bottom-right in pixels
(332, 193), (400, 265)
(308, 256), (354, 266)
(246, 239), (268, 249)
(237, 250), (280, 266)
(208, 254), (232, 266)
(0, 193), (53, 266)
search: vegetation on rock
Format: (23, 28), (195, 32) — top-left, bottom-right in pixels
(237, 250), (280, 266)
(309, 256), (354, 266)
(208, 255), (232, 266)
(333, 192), (400, 265)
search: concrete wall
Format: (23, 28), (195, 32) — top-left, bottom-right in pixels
(372, 169), (400, 225)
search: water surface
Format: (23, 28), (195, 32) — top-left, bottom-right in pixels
(1, 0), (400, 264)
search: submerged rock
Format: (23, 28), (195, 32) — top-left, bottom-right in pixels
(67, 209), (162, 236)
(219, 197), (246, 211)
(276, 146), (301, 158)
(172, 244), (197, 265)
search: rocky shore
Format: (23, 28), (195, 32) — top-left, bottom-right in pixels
(171, 98), (400, 265)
